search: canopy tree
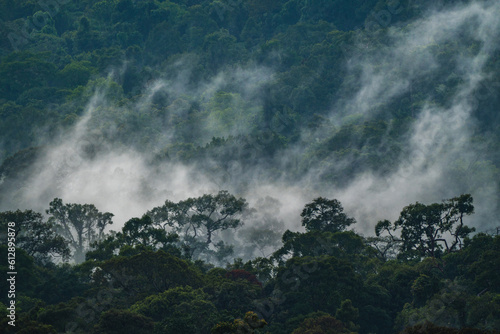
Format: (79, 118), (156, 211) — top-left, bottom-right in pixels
(130, 286), (219, 334)
(94, 309), (154, 334)
(301, 197), (356, 233)
(291, 314), (352, 334)
(86, 215), (181, 261)
(148, 190), (248, 260)
(272, 230), (367, 265)
(375, 194), (475, 260)
(120, 215), (178, 250)
(0, 209), (70, 263)
(99, 250), (204, 296)
(46, 198), (113, 263)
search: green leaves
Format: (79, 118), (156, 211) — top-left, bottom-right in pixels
(0, 209), (70, 263)
(148, 190), (247, 262)
(292, 314), (351, 334)
(56, 60), (95, 88)
(99, 249), (204, 295)
(121, 215), (178, 249)
(46, 198), (113, 263)
(301, 197), (356, 233)
(211, 311), (267, 334)
(376, 194), (476, 260)
(94, 309), (154, 334)
(130, 286), (221, 334)
(0, 51), (57, 100)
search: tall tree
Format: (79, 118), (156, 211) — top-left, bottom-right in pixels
(301, 197), (356, 233)
(0, 209), (70, 263)
(376, 194), (475, 260)
(120, 215), (177, 249)
(148, 191), (247, 259)
(46, 198), (113, 263)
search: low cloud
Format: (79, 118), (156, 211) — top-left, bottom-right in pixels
(1, 0), (499, 257)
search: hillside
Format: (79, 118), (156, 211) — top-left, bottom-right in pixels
(0, 0), (500, 333)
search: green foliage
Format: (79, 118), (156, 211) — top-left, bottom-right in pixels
(467, 237), (500, 293)
(148, 190), (247, 262)
(0, 0), (498, 185)
(273, 255), (363, 317)
(211, 311), (267, 334)
(301, 197), (356, 233)
(0, 192), (497, 333)
(94, 309), (154, 334)
(273, 230), (367, 265)
(130, 285), (220, 334)
(120, 215), (179, 250)
(0, 51), (56, 100)
(35, 299), (84, 333)
(130, 286), (212, 321)
(291, 315), (352, 334)
(99, 249), (204, 296)
(399, 321), (500, 334)
(0, 209), (70, 263)
(204, 269), (262, 317)
(46, 198), (114, 263)
(57, 60), (95, 88)
(36, 263), (89, 305)
(11, 321), (57, 334)
(1, 0), (500, 332)
(0, 245), (40, 303)
(411, 273), (442, 306)
(335, 299), (360, 332)
(376, 194), (476, 260)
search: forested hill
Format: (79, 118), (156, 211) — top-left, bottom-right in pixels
(1, 0), (499, 226)
(1, 0), (500, 333)
(1, 0), (499, 188)
(1, 194), (500, 333)
(2, 0), (426, 164)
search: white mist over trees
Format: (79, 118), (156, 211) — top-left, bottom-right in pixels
(1, 0), (500, 332)
(1, 1), (498, 242)
(0, 1), (497, 269)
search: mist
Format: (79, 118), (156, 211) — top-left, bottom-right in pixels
(295, 0), (500, 234)
(1, 0), (499, 261)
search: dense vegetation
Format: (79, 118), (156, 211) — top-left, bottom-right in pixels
(1, 0), (500, 333)
(1, 0), (499, 188)
(1, 193), (500, 333)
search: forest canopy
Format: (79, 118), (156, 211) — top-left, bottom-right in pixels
(1, 193), (500, 333)
(1, 0), (500, 333)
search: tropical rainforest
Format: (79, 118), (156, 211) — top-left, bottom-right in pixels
(0, 0), (500, 333)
